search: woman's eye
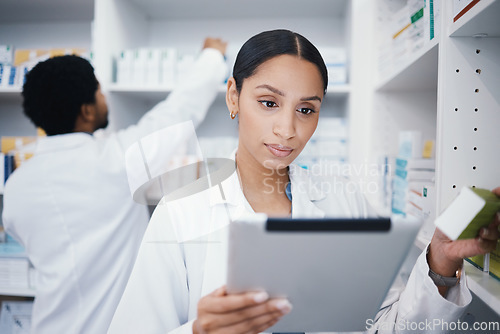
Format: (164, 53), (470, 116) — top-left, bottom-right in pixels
(259, 100), (277, 108)
(298, 108), (315, 115)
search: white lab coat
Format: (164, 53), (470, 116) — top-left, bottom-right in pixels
(108, 161), (472, 334)
(2, 48), (227, 334)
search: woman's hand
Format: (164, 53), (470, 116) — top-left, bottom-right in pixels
(192, 285), (292, 334)
(427, 187), (500, 295)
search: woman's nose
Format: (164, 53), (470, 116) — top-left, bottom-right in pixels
(272, 110), (296, 140)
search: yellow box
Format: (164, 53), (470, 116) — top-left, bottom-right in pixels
(1, 136), (37, 154)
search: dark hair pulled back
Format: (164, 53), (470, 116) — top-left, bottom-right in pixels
(232, 29), (328, 95)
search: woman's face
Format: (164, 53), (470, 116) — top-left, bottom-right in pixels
(227, 54), (324, 171)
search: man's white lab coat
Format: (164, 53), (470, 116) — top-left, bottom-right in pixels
(108, 163), (472, 334)
(2, 48), (227, 334)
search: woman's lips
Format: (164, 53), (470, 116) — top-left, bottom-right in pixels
(265, 144), (293, 158)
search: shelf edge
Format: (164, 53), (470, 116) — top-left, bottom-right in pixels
(375, 39), (439, 92)
(464, 261), (500, 316)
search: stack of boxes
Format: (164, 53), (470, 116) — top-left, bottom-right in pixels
(0, 233), (33, 292)
(115, 46), (349, 88)
(115, 48), (197, 87)
(0, 45), (15, 88)
(296, 118), (348, 169)
(390, 131), (436, 238)
(1, 134), (41, 194)
(318, 47), (347, 86)
(377, 0), (440, 77)
(0, 46), (90, 89)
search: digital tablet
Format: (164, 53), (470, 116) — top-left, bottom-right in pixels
(226, 214), (420, 332)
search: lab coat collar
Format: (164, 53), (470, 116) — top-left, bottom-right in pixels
(288, 163), (327, 218)
(208, 151), (327, 218)
(35, 132), (94, 154)
(208, 162), (244, 208)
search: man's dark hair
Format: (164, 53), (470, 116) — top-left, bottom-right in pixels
(22, 55), (98, 136)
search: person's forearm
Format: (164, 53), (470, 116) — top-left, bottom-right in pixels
(113, 48), (227, 150)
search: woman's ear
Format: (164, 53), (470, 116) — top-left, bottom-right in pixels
(225, 77), (239, 116)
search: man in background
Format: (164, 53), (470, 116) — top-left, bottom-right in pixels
(2, 37), (227, 333)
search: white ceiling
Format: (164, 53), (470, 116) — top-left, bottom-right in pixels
(127, 0), (348, 20)
(0, 0), (94, 23)
(0, 0), (347, 23)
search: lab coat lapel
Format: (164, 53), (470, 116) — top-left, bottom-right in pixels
(202, 171), (250, 296)
(289, 164), (326, 218)
(201, 163), (327, 296)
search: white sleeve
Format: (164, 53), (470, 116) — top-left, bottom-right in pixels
(110, 48), (227, 151)
(108, 203), (191, 333)
(168, 320), (195, 334)
(370, 246), (471, 333)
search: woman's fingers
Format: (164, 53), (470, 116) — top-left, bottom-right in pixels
(211, 286), (227, 297)
(201, 297), (291, 329)
(250, 316), (281, 334)
(221, 298), (291, 327)
(213, 310), (286, 334)
(197, 287), (292, 333)
(200, 290), (270, 314)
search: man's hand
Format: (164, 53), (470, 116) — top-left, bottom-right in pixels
(428, 187), (500, 296)
(203, 37), (228, 56)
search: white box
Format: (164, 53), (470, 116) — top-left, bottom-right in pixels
(160, 48), (177, 87)
(0, 45), (14, 64)
(0, 65), (17, 87)
(132, 48), (149, 86)
(318, 47), (347, 85)
(398, 131), (423, 159)
(176, 54), (195, 85)
(0, 152), (4, 194)
(145, 49), (162, 86)
(318, 47), (346, 64)
(116, 50), (134, 85)
(327, 65), (347, 85)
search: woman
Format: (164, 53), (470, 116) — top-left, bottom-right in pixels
(108, 30), (500, 334)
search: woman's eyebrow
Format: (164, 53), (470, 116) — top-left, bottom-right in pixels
(301, 95), (322, 102)
(256, 84), (322, 102)
(256, 84), (284, 96)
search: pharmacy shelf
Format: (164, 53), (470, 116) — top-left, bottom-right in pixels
(0, 286), (35, 298)
(107, 84), (175, 100)
(375, 39), (439, 92)
(0, 87), (21, 93)
(126, 0), (347, 20)
(414, 231), (500, 316)
(0, 87), (22, 102)
(464, 261), (500, 316)
(0, 0), (93, 23)
(108, 84), (351, 100)
(449, 0), (500, 37)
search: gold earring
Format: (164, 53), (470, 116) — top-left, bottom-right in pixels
(230, 111), (237, 119)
